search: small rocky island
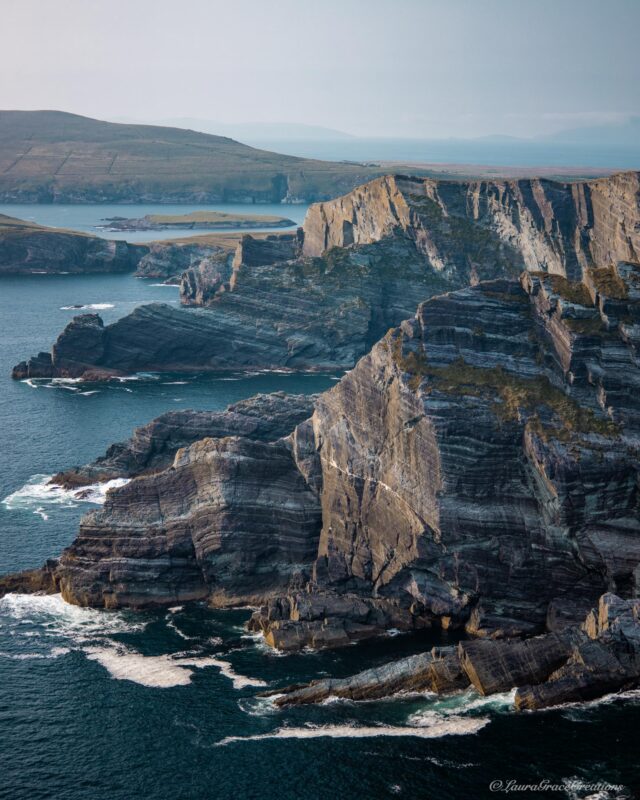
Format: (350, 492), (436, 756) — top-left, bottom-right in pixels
(4, 168), (640, 713)
(101, 210), (296, 232)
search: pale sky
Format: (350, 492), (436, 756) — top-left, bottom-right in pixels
(2, 0), (639, 138)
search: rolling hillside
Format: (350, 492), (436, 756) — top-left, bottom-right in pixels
(0, 111), (382, 203)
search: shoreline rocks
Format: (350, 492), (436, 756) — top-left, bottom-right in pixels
(267, 595), (640, 711)
(0, 214), (146, 275)
(11, 170), (640, 381)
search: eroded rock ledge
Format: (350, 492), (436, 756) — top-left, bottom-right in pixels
(14, 171), (640, 379)
(264, 595), (640, 711)
(5, 259), (640, 640)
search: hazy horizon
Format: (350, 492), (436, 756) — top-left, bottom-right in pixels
(2, 0), (639, 140)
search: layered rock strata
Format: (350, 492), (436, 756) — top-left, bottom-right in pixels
(12, 171), (640, 379)
(0, 214), (145, 275)
(268, 594), (640, 711)
(52, 392), (316, 487)
(134, 240), (232, 283)
(7, 258), (640, 643)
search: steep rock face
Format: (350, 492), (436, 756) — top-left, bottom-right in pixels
(0, 216), (145, 275)
(9, 260), (640, 637)
(303, 173), (640, 281)
(56, 435), (322, 609)
(231, 231), (303, 268)
(11, 171), (640, 379)
(252, 263), (640, 647)
(52, 392), (317, 487)
(135, 241), (232, 282)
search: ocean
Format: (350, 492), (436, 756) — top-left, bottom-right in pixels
(0, 236), (639, 799)
(0, 203), (306, 243)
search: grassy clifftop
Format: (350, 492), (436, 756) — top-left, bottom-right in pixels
(0, 110), (382, 203)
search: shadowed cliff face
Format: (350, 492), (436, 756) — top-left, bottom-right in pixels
(12, 171), (640, 380)
(7, 259), (640, 648)
(251, 263), (640, 648)
(0, 215), (146, 275)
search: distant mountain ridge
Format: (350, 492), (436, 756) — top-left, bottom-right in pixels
(0, 110), (381, 203)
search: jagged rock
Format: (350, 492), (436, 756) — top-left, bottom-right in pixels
(266, 646), (469, 706)
(515, 594), (640, 710)
(0, 560), (59, 598)
(135, 241), (232, 282)
(247, 590), (432, 651)
(52, 392), (317, 487)
(259, 595), (640, 710)
(55, 434), (322, 609)
(12, 352), (53, 380)
(459, 634), (576, 695)
(231, 231), (303, 268)
(180, 253), (233, 306)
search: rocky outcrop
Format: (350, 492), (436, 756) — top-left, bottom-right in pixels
(263, 646), (469, 705)
(269, 594), (640, 710)
(52, 392), (316, 487)
(11, 257), (640, 634)
(249, 260), (640, 648)
(134, 240), (233, 283)
(12, 239), (457, 378)
(231, 231), (303, 268)
(302, 173), (640, 280)
(55, 433), (322, 609)
(0, 214), (145, 275)
(12, 171), (640, 380)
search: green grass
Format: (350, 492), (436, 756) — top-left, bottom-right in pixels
(590, 266), (629, 300)
(145, 211), (295, 226)
(388, 333), (619, 436)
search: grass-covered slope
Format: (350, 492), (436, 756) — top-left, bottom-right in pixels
(0, 110), (382, 203)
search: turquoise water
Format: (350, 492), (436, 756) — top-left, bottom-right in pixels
(0, 273), (639, 800)
(0, 203), (308, 243)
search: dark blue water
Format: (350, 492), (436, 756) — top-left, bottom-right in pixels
(0, 203), (308, 243)
(1, 273), (639, 800)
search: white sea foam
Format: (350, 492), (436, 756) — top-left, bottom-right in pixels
(2, 475), (130, 513)
(151, 284), (180, 288)
(0, 646), (70, 661)
(82, 644), (266, 690)
(0, 594), (146, 644)
(166, 617), (193, 641)
(217, 716), (489, 746)
(84, 645), (196, 687)
(406, 688), (516, 724)
(204, 657), (267, 690)
(79, 390), (100, 396)
(60, 303), (115, 310)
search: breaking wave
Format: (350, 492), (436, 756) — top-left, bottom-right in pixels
(2, 474), (130, 514)
(217, 716), (490, 746)
(60, 303), (115, 310)
(84, 645), (266, 690)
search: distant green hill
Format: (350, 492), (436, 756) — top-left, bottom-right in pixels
(0, 110), (382, 203)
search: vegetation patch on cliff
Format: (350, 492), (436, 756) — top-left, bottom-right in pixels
(389, 332), (619, 436)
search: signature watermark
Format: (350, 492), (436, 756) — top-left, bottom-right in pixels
(489, 779), (626, 794)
